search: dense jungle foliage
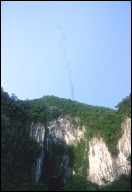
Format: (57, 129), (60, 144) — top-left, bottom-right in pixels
(60, 174), (131, 191)
(1, 87), (131, 191)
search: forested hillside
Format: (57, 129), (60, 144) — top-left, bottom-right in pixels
(1, 87), (131, 191)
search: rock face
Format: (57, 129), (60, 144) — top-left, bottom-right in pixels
(30, 116), (85, 188)
(88, 117), (131, 185)
(88, 137), (117, 185)
(44, 116), (85, 189)
(47, 117), (85, 146)
(117, 117), (131, 175)
(30, 123), (45, 181)
(30, 116), (131, 187)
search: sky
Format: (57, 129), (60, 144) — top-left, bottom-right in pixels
(1, 1), (131, 109)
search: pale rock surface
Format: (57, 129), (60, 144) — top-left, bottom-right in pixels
(117, 117), (131, 175)
(47, 116), (85, 146)
(30, 116), (131, 186)
(30, 123), (45, 181)
(88, 117), (131, 185)
(88, 137), (117, 185)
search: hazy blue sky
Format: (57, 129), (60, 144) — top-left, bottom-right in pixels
(1, 1), (131, 109)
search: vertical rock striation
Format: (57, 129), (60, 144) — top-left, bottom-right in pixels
(47, 116), (85, 146)
(44, 116), (85, 188)
(30, 123), (45, 181)
(30, 116), (131, 187)
(117, 117), (131, 175)
(30, 116), (85, 188)
(88, 117), (131, 185)
(88, 138), (117, 185)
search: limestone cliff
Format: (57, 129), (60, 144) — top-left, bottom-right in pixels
(30, 123), (45, 181)
(47, 116), (85, 146)
(30, 116), (131, 187)
(88, 117), (131, 185)
(117, 117), (131, 175)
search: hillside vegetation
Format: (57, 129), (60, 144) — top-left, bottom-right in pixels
(1, 87), (131, 191)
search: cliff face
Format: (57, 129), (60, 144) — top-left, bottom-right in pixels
(30, 116), (85, 188)
(117, 117), (131, 175)
(47, 116), (85, 146)
(30, 116), (131, 187)
(88, 117), (131, 185)
(88, 137), (117, 185)
(30, 123), (45, 181)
